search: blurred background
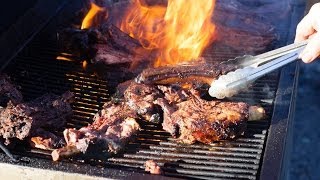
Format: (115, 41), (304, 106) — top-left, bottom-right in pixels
(289, 1), (320, 179)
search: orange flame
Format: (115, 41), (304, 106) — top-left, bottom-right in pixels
(81, 3), (106, 29)
(120, 0), (216, 67)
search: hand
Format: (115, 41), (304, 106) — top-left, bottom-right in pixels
(295, 3), (320, 63)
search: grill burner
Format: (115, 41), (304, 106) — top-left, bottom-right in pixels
(0, 0), (305, 179)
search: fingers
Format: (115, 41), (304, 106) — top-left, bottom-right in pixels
(295, 3), (320, 63)
(295, 3), (320, 43)
(295, 14), (315, 42)
(299, 33), (320, 63)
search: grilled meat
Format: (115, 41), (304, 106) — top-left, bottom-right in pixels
(156, 85), (190, 104)
(0, 92), (73, 145)
(0, 74), (23, 106)
(155, 93), (249, 144)
(249, 106), (266, 121)
(124, 82), (162, 122)
(52, 102), (140, 161)
(59, 22), (148, 65)
(30, 129), (65, 150)
(145, 160), (163, 175)
(135, 62), (237, 86)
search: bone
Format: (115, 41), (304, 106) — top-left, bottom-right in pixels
(135, 61), (237, 86)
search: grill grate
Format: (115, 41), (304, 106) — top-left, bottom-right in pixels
(2, 38), (279, 179)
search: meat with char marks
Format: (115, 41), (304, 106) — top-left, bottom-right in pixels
(0, 92), (73, 145)
(155, 93), (249, 144)
(52, 101), (140, 161)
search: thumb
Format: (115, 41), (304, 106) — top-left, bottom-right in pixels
(299, 33), (320, 63)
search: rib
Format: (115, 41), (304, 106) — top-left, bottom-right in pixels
(135, 61), (237, 86)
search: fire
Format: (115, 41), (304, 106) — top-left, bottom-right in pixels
(120, 0), (216, 67)
(81, 3), (106, 29)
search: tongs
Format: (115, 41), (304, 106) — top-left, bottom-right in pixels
(209, 40), (308, 99)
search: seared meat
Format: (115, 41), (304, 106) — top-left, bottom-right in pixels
(249, 106), (266, 121)
(135, 62), (237, 86)
(157, 85), (190, 104)
(0, 74), (23, 106)
(30, 129), (65, 150)
(145, 160), (163, 175)
(124, 82), (162, 122)
(59, 22), (148, 65)
(52, 102), (140, 161)
(155, 94), (249, 144)
(0, 92), (73, 145)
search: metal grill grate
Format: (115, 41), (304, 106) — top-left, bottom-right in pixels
(2, 39), (278, 179)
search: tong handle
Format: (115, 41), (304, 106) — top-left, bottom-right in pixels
(256, 40), (307, 60)
(226, 50), (302, 89)
(243, 40), (308, 68)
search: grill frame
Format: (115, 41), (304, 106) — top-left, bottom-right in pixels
(0, 0), (306, 179)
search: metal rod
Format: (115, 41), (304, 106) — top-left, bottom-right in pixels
(0, 140), (19, 162)
(226, 51), (301, 89)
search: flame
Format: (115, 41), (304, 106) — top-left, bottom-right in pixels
(81, 3), (106, 29)
(120, 0), (216, 67)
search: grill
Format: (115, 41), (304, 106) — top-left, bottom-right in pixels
(0, 0), (306, 179)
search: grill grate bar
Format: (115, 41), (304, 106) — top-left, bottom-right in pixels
(2, 38), (279, 179)
(148, 146), (262, 158)
(127, 151), (261, 164)
(158, 142), (263, 153)
(109, 157), (259, 169)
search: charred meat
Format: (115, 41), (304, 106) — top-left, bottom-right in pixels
(30, 129), (65, 150)
(135, 62), (237, 86)
(124, 82), (162, 122)
(0, 92), (74, 145)
(145, 160), (163, 175)
(59, 22), (148, 65)
(155, 93), (249, 144)
(52, 102), (140, 161)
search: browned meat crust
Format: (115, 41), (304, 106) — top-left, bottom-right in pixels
(155, 94), (249, 144)
(52, 102), (140, 161)
(0, 92), (73, 145)
(59, 22), (148, 65)
(135, 62), (237, 86)
(145, 160), (163, 175)
(30, 129), (65, 150)
(124, 82), (162, 122)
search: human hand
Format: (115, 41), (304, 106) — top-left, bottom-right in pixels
(295, 3), (320, 63)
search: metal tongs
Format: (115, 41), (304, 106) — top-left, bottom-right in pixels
(209, 40), (308, 99)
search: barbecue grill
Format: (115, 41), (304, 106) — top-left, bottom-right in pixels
(0, 0), (307, 179)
